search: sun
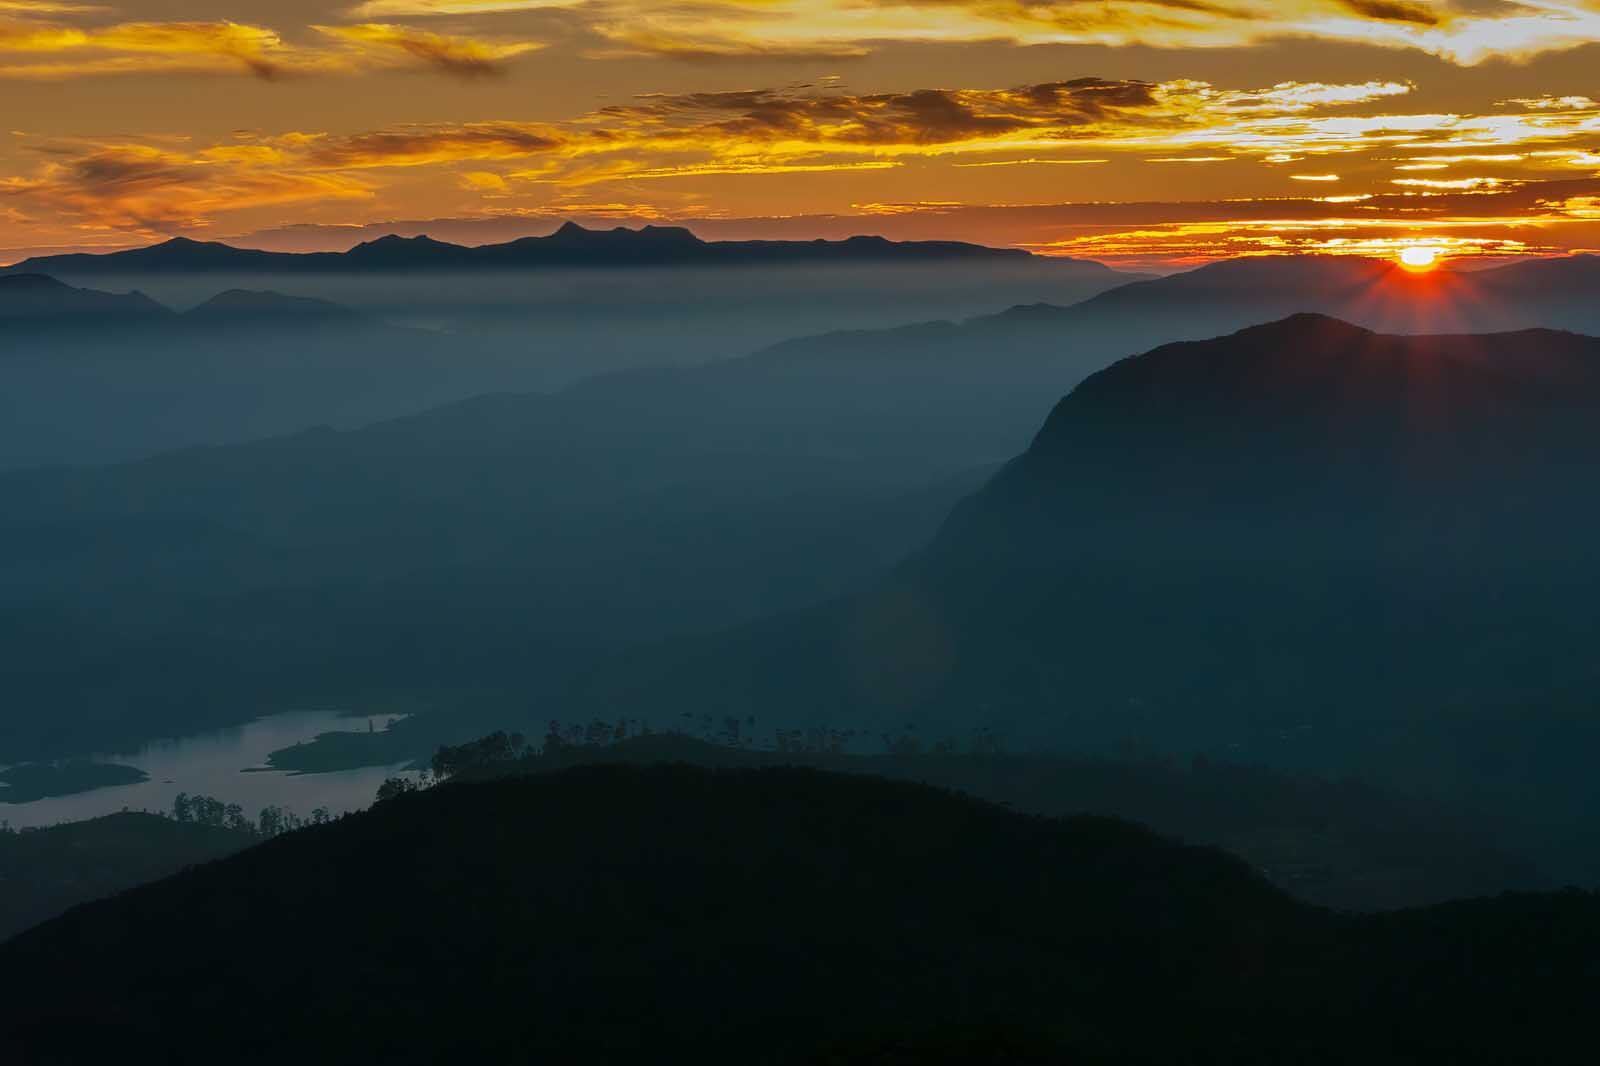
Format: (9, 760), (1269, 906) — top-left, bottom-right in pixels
(1398, 246), (1442, 272)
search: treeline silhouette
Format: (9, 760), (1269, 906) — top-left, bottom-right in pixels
(3, 763), (1594, 1064)
(169, 792), (334, 837)
(403, 724), (1539, 911)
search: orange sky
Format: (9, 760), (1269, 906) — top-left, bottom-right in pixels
(2, 0), (1599, 267)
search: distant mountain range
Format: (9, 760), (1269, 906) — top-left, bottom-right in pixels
(0, 227), (1143, 446)
(0, 274), (357, 328)
(758, 253), (1600, 377)
(0, 278), (476, 467)
(1, 222), (1123, 277)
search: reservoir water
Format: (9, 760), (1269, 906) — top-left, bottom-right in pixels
(0, 711), (417, 829)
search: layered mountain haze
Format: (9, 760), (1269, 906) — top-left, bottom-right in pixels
(9, 1), (1600, 1054)
(0, 225), (1142, 466)
(0, 282), (472, 468)
(762, 254), (1600, 383)
(0, 354), (1013, 759)
(184, 289), (361, 323)
(0, 225), (1136, 361)
(561, 315), (1600, 879)
(9, 250), (1596, 472)
(11, 305), (1600, 874)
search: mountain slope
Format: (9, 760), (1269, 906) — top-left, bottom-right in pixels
(562, 315), (1600, 880)
(2, 765), (1595, 1064)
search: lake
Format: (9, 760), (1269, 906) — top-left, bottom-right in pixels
(0, 711), (418, 829)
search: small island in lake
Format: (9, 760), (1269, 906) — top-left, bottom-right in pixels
(0, 762), (148, 804)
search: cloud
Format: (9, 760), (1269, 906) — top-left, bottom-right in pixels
(0, 1), (104, 12)
(9, 0), (1600, 79)
(831, 179), (1600, 265)
(0, 142), (371, 231)
(0, 13), (543, 79)
(589, 78), (1171, 152)
(558, 0), (1600, 67)
(1337, 0), (1440, 26)
(588, 28), (871, 62)
(459, 171), (513, 194)
(0, 20), (297, 78)
(312, 23), (542, 77)
(347, 0), (578, 13)
(300, 122), (566, 168)
(4, 73), (1598, 265)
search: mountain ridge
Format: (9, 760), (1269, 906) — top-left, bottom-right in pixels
(2, 222), (1123, 276)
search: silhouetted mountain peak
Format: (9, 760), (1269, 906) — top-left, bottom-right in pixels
(960, 314), (1600, 550)
(186, 289), (357, 321)
(0, 273), (171, 320)
(0, 272), (71, 293)
(544, 221), (703, 246)
(142, 237), (247, 261)
(349, 233), (449, 252)
(1231, 311), (1374, 340)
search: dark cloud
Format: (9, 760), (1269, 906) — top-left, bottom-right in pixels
(1338, 0), (1442, 25)
(604, 79), (1166, 148)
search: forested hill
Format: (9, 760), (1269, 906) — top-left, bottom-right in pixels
(3, 764), (1596, 1064)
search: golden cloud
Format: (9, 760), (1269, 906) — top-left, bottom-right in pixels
(348, 0), (579, 13)
(0, 14), (542, 79)
(299, 122), (566, 168)
(0, 1), (104, 12)
(4, 71), (1598, 265)
(312, 23), (543, 76)
(9, 0), (1594, 76)
(558, 0), (1600, 66)
(0, 142), (372, 231)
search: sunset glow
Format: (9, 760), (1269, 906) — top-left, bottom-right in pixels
(1, 2), (1598, 267)
(1399, 247), (1443, 271)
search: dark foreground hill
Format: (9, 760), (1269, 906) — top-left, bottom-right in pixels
(563, 315), (1600, 881)
(2, 765), (1596, 1065)
(433, 732), (1542, 912)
